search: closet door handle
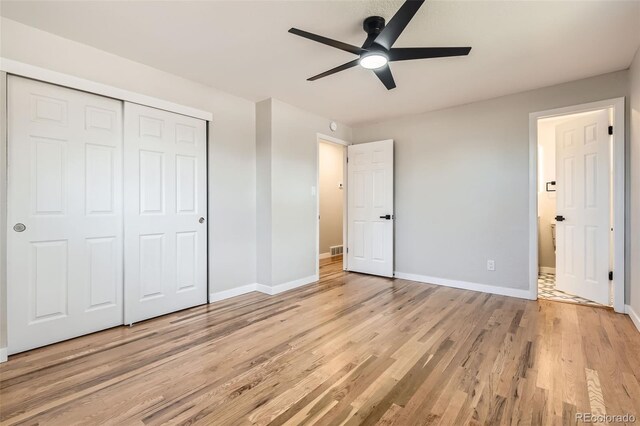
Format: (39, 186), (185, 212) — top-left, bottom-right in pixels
(199, 217), (205, 224)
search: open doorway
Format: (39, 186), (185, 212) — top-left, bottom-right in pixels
(317, 135), (348, 275)
(537, 110), (612, 307)
(531, 98), (624, 311)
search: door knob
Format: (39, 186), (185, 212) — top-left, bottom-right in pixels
(379, 215), (392, 220)
(555, 215), (565, 222)
(13, 223), (26, 232)
(199, 217), (205, 224)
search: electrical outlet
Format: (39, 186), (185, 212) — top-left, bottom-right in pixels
(487, 260), (495, 271)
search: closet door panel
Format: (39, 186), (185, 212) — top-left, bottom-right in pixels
(124, 103), (207, 324)
(7, 76), (124, 354)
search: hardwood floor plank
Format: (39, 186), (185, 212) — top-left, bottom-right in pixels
(1, 257), (638, 425)
(585, 368), (606, 417)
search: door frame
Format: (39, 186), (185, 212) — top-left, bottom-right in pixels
(0, 71), (7, 362)
(528, 97), (625, 312)
(316, 133), (349, 276)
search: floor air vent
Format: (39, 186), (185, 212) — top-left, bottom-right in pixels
(330, 245), (343, 256)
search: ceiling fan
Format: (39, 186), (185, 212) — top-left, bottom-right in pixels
(288, 0), (471, 90)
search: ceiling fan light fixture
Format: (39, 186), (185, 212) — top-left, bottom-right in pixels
(289, 0), (471, 89)
(359, 53), (388, 69)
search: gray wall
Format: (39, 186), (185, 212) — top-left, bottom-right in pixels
(271, 99), (351, 284)
(353, 70), (629, 292)
(0, 17), (258, 296)
(256, 98), (351, 286)
(630, 48), (640, 314)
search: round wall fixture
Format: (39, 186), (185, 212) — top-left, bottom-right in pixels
(330, 121), (338, 132)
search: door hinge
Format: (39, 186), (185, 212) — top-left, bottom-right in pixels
(346, 247), (349, 253)
(609, 271), (613, 281)
(346, 157), (349, 163)
(608, 125), (613, 135)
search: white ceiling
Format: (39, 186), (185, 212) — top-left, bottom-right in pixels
(1, 1), (639, 125)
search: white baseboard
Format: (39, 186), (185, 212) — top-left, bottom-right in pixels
(209, 283), (258, 303)
(394, 272), (532, 300)
(539, 266), (556, 274)
(319, 252), (331, 260)
(207, 274), (320, 304)
(256, 274), (319, 296)
(0, 347), (7, 363)
(625, 305), (640, 333)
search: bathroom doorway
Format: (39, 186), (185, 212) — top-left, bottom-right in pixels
(535, 107), (617, 308)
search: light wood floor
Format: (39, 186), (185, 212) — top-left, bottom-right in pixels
(1, 256), (639, 425)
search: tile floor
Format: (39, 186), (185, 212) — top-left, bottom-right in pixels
(538, 272), (605, 307)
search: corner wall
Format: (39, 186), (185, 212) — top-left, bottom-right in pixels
(353, 70), (629, 294)
(256, 98), (352, 288)
(256, 99), (272, 286)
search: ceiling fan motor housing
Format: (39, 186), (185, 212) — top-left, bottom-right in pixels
(363, 16), (385, 35)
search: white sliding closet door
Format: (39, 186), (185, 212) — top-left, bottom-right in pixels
(124, 103), (207, 324)
(7, 76), (124, 354)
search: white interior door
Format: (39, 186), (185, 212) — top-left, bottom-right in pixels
(555, 110), (610, 305)
(124, 103), (207, 324)
(347, 140), (394, 277)
(7, 76), (124, 354)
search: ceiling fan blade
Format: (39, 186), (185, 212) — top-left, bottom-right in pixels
(373, 65), (396, 90)
(289, 28), (363, 55)
(389, 46), (472, 61)
(308, 59), (360, 81)
(374, 0), (425, 50)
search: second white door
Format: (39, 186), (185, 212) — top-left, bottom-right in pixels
(555, 110), (610, 305)
(347, 140), (394, 277)
(124, 103), (208, 324)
